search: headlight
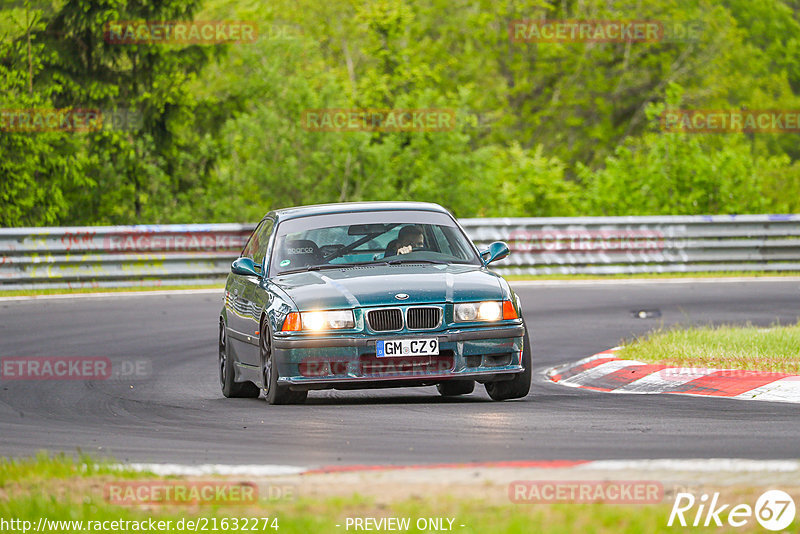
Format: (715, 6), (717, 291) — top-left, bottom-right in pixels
(454, 301), (517, 322)
(301, 310), (354, 331)
(455, 302), (478, 322)
(281, 310), (355, 331)
(478, 301), (502, 321)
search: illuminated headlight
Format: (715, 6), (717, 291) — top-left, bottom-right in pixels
(300, 310), (354, 331)
(454, 301), (503, 322)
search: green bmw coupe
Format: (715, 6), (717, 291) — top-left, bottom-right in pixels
(219, 202), (530, 404)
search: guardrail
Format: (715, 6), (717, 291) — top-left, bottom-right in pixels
(1, 214), (799, 289)
(0, 224), (254, 290)
(462, 214), (800, 275)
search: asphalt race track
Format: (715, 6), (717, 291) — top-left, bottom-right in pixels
(0, 279), (798, 466)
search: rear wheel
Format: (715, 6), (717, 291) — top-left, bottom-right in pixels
(485, 326), (531, 401)
(219, 321), (260, 398)
(436, 380), (475, 396)
(261, 321), (307, 405)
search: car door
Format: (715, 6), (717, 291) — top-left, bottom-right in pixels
(236, 218), (275, 367)
(227, 219), (269, 366)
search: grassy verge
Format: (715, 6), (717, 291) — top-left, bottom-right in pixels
(0, 494), (687, 534)
(0, 456), (744, 534)
(504, 271), (800, 281)
(0, 284), (221, 297)
(2, 272), (799, 297)
(617, 322), (800, 374)
(0, 452), (148, 482)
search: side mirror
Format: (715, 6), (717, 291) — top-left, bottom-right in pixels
(231, 257), (262, 278)
(481, 241), (510, 265)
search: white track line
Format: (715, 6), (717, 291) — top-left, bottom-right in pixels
(117, 459), (800, 476)
(124, 463), (307, 476)
(580, 459), (800, 472)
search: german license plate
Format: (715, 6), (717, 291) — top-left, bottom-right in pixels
(376, 339), (439, 357)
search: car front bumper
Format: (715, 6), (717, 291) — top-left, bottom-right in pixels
(271, 324), (525, 389)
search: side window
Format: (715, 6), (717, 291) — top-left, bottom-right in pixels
(442, 226), (474, 260)
(241, 221), (264, 260)
(241, 219), (274, 271)
(429, 225), (451, 255)
(251, 219), (274, 269)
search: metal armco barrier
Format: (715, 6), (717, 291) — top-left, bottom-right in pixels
(1, 214), (799, 289)
(462, 214), (800, 275)
(0, 224), (255, 290)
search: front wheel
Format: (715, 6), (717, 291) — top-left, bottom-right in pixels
(261, 321), (307, 405)
(485, 326), (531, 401)
(219, 321), (260, 398)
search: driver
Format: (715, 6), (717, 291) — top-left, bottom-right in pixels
(395, 225), (425, 255)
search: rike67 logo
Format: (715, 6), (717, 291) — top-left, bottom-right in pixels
(668, 490), (796, 531)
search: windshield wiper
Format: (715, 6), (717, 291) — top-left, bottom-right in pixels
(279, 262), (365, 275)
(307, 263), (363, 271)
(280, 258), (442, 275)
(386, 259), (448, 265)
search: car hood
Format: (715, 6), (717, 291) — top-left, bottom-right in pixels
(271, 264), (505, 310)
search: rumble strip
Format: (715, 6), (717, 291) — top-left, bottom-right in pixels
(545, 348), (800, 404)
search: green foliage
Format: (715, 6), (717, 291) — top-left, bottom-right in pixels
(579, 86), (796, 215)
(2, 0), (800, 225)
(0, 3), (89, 226)
(482, 143), (578, 217)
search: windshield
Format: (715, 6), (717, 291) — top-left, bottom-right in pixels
(269, 210), (481, 275)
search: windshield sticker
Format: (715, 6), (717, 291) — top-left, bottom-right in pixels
(280, 259), (291, 267)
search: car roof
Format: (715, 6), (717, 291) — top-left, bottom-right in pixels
(266, 201), (451, 222)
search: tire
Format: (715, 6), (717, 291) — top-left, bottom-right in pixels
(219, 321), (260, 398)
(261, 321), (307, 405)
(436, 380), (475, 396)
(485, 326), (531, 401)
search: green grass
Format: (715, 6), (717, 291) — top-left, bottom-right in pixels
(2, 271), (798, 297)
(504, 271), (800, 281)
(0, 493), (703, 534)
(0, 452), (151, 483)
(617, 322), (800, 374)
(0, 455), (752, 533)
(0, 284), (221, 297)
